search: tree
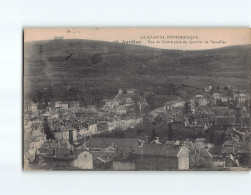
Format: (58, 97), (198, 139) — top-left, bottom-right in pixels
(183, 100), (192, 116)
(167, 123), (173, 141)
(42, 117), (54, 140)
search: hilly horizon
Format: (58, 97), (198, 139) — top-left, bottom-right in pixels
(24, 39), (250, 108)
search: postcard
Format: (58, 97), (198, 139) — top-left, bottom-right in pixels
(23, 28), (250, 171)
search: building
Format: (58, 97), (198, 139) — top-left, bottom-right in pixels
(195, 95), (209, 106)
(29, 129), (47, 150)
(73, 151), (93, 170)
(127, 89), (135, 94)
(28, 102), (38, 112)
(107, 118), (143, 131)
(112, 160), (136, 171)
(133, 144), (190, 170)
(224, 154), (240, 168)
(55, 101), (68, 109)
(85, 138), (139, 151)
(53, 130), (70, 141)
(88, 124), (97, 134)
(238, 94), (248, 103)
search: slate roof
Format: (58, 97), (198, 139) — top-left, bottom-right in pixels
(86, 138), (139, 149)
(133, 144), (183, 158)
(39, 140), (72, 150)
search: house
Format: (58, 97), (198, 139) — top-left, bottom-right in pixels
(88, 124), (97, 134)
(238, 94), (247, 103)
(53, 130), (70, 141)
(38, 140), (72, 156)
(34, 140), (75, 166)
(93, 157), (113, 170)
(85, 138), (139, 151)
(55, 101), (68, 109)
(29, 129), (47, 150)
(29, 119), (43, 131)
(87, 149), (122, 170)
(195, 95), (209, 106)
(73, 151), (93, 170)
(224, 154), (240, 167)
(38, 140), (72, 153)
(193, 147), (214, 168)
(221, 140), (239, 156)
(127, 89), (135, 94)
(28, 102), (38, 112)
(107, 118), (143, 131)
(133, 144), (190, 170)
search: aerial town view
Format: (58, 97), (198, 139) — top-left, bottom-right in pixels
(23, 29), (250, 171)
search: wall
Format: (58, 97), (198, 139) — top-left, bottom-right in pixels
(134, 155), (178, 170)
(113, 161), (136, 171)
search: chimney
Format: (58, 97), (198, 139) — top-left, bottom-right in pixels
(69, 130), (74, 144)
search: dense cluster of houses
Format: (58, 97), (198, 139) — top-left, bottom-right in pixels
(23, 89), (147, 168)
(23, 86), (250, 170)
(148, 85), (250, 169)
(28, 137), (191, 171)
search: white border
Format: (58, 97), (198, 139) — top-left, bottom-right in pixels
(0, 0), (250, 194)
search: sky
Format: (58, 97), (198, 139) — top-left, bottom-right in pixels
(24, 28), (250, 50)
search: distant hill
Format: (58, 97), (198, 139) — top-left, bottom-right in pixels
(24, 39), (250, 106)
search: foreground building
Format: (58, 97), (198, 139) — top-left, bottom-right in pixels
(133, 144), (190, 170)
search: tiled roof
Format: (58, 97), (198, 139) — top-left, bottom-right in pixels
(133, 144), (182, 157)
(39, 140), (72, 150)
(86, 138), (139, 149)
(91, 151), (120, 160)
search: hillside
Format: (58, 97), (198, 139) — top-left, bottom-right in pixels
(23, 39), (250, 107)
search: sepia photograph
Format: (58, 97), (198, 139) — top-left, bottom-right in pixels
(23, 28), (250, 171)
(1, 0), (251, 194)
